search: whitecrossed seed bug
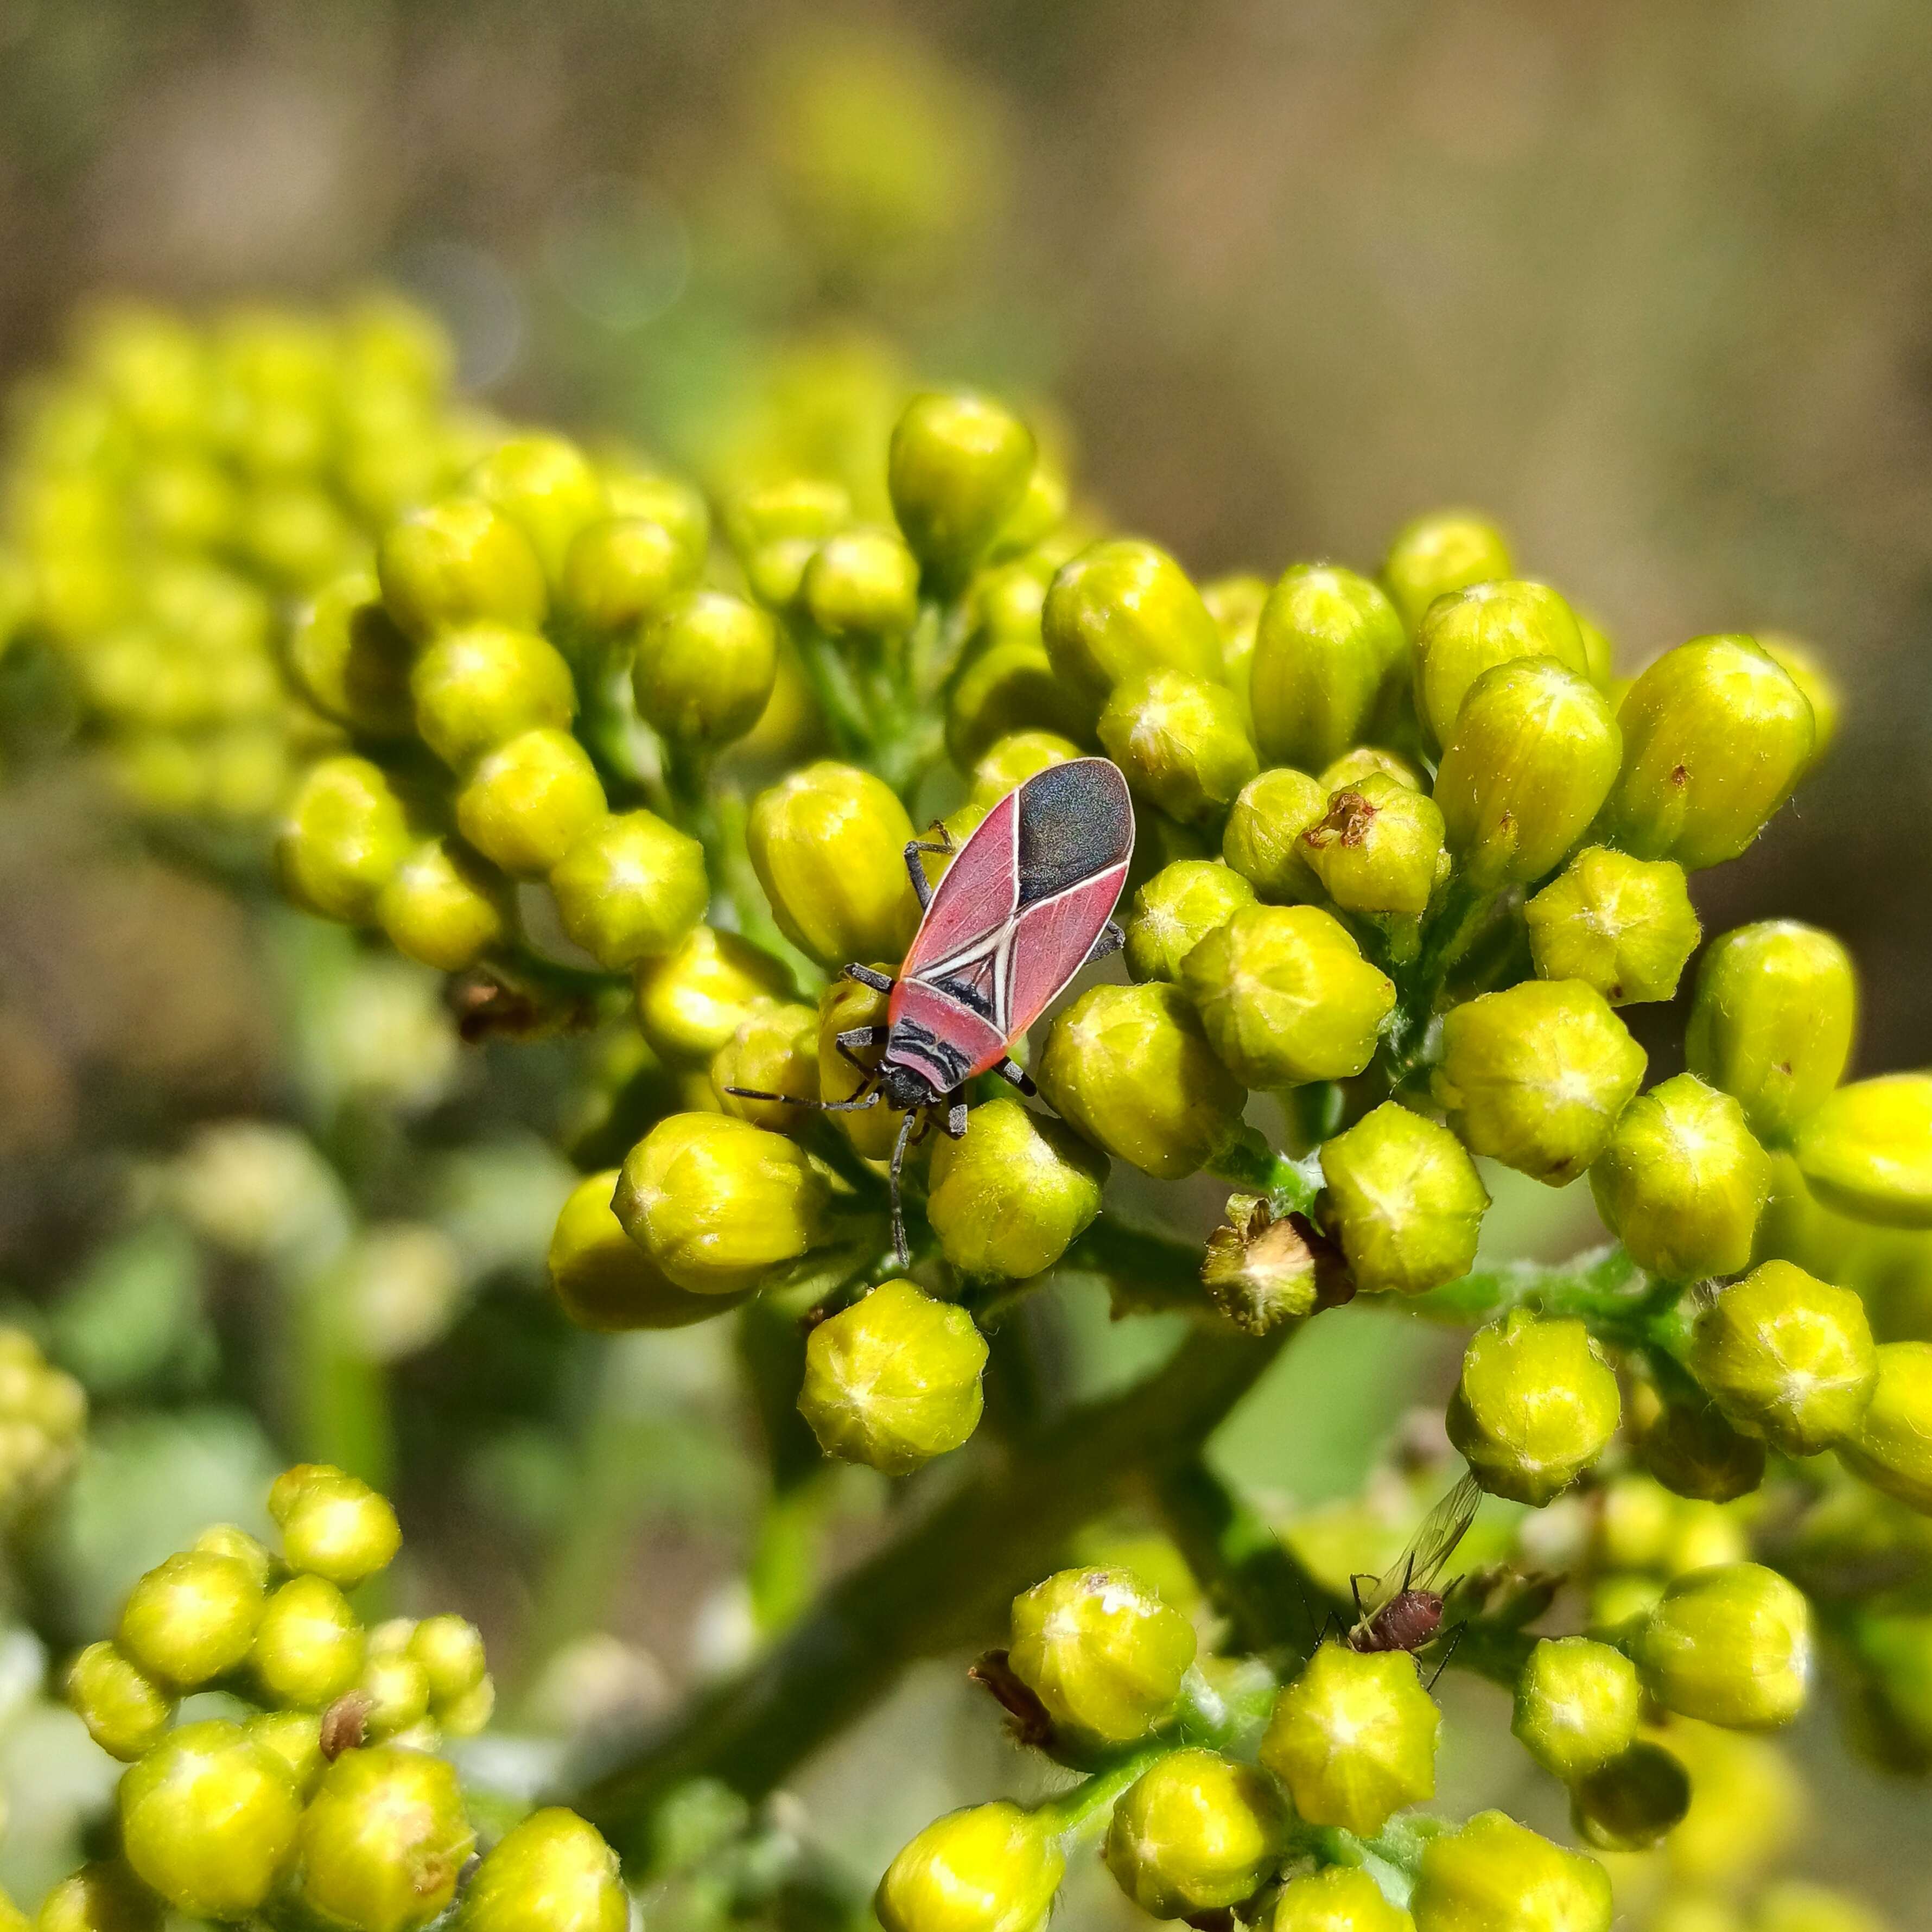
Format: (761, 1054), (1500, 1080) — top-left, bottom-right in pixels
(728, 757), (1135, 1262)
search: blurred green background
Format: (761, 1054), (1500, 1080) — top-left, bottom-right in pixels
(0, 0), (1929, 1922)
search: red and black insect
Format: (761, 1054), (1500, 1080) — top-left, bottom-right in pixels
(1334, 1469), (1482, 1683)
(729, 756), (1135, 1262)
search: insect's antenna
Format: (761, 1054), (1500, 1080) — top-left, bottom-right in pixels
(721, 1085), (882, 1113)
(887, 1108), (918, 1266)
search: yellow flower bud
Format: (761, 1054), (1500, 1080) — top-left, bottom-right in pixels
(1412, 579), (1590, 747)
(454, 728), (608, 878)
(635, 925), (793, 1062)
(633, 589), (778, 747)
(1223, 767), (1327, 903)
(549, 810), (709, 969)
(926, 1099), (1106, 1279)
(1382, 508), (1514, 633)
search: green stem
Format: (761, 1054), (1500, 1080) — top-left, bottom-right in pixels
(1209, 1129), (1324, 1214)
(1038, 1743), (1167, 1837)
(556, 1324), (1291, 1860)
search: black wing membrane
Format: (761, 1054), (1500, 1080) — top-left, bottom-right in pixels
(1361, 1469), (1483, 1617)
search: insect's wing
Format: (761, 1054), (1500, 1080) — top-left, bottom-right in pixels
(1362, 1469), (1484, 1615)
(901, 786), (1023, 978)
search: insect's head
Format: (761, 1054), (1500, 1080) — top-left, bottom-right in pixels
(879, 1063), (941, 1113)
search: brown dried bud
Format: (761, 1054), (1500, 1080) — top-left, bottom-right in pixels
(1201, 1194), (1352, 1333)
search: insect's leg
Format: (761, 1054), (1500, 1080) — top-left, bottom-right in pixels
(1083, 919), (1126, 965)
(1425, 1624), (1465, 1693)
(722, 1083), (881, 1112)
(888, 1109), (918, 1265)
(842, 962), (895, 994)
(1402, 1551), (1416, 1592)
(945, 1093), (969, 1138)
(1315, 1607), (1342, 1649)
(1350, 1574), (1375, 1622)
(835, 1024), (889, 1067)
(994, 1057), (1037, 1096)
(901, 824), (955, 911)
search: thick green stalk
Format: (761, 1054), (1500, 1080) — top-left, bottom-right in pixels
(557, 1323), (1290, 1862)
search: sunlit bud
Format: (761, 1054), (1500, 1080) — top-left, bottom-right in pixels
(799, 1281), (987, 1475)
(1569, 1740), (1692, 1852)
(1037, 982), (1248, 1179)
(1008, 1566), (1197, 1742)
(1249, 564), (1407, 771)
(1524, 848), (1700, 1006)
(1320, 1101), (1489, 1295)
(377, 838), (508, 973)
(405, 1615), (486, 1709)
(748, 761), (918, 965)
(876, 1802), (1065, 1932)
(1105, 1748), (1287, 1920)
(1757, 633), (1841, 767)
(1687, 923), (1857, 1146)
(1099, 668), (1257, 827)
(377, 497), (547, 640)
(1641, 1394), (1768, 1503)
(455, 728), (608, 878)
(439, 1673), (495, 1738)
(1222, 767), (1326, 903)
(945, 638), (1092, 774)
(1838, 1341), (1932, 1512)
(927, 1100), (1107, 1280)
(1434, 658), (1620, 888)
(1588, 1574), (1665, 1637)
(1599, 635), (1815, 870)
(294, 1745), (474, 1932)
(1692, 1260), (1876, 1454)
(457, 1809), (628, 1932)
(65, 1642), (172, 1762)
(633, 589), (778, 746)
(1269, 1865), (1414, 1932)
(969, 730), (1081, 809)
(289, 571), (416, 737)
(117, 1549), (265, 1689)
(614, 1112), (828, 1295)
(1794, 1077), (1932, 1230)
(1575, 610), (1616, 689)
(1448, 1311), (1620, 1504)
(603, 467), (709, 569)
(1300, 775), (1446, 917)
(713, 1002), (819, 1132)
(1411, 1810), (1610, 1932)
(805, 525), (922, 637)
(277, 757), (418, 923)
(1511, 1636), (1641, 1781)
(1412, 580), (1590, 747)
(1182, 905), (1395, 1089)
(549, 810), (708, 969)
(408, 622), (576, 770)
(467, 433), (608, 586)
(1043, 538), (1224, 704)
(889, 392), (1036, 588)
(1203, 572), (1270, 716)
(1434, 981), (1645, 1185)
(724, 477), (850, 607)
(635, 924), (793, 1061)
(559, 515), (697, 640)
(1589, 1074), (1771, 1281)
(252, 1574), (366, 1707)
(548, 1168), (740, 1331)
(1632, 1564), (1811, 1727)
(1123, 860), (1255, 983)
(35, 1861), (160, 1932)
(119, 1720), (301, 1920)
(1382, 509), (1514, 634)
(1319, 747), (1421, 794)
(245, 1711), (324, 1797)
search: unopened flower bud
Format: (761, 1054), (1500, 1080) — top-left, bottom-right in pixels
(1300, 775), (1446, 917)
(549, 810), (708, 970)
(1382, 509), (1514, 634)
(119, 1719), (301, 1921)
(1202, 1198), (1348, 1331)
(1124, 860), (1255, 982)
(271, 1466), (402, 1588)
(1793, 1076), (1932, 1230)
(1037, 982), (1247, 1179)
(1524, 848), (1700, 1006)
(246, 1711), (324, 1797)
(458, 1809), (627, 1932)
(1576, 611), (1616, 689)
(278, 757), (418, 923)
(1105, 1747), (1287, 1920)
(252, 1574), (366, 1707)
(1434, 659), (1620, 888)
(799, 1281), (987, 1475)
(1569, 1740), (1692, 1852)
(36, 1862), (160, 1932)
(1320, 748), (1421, 794)
(614, 1113), (827, 1295)
(1641, 1395), (1768, 1503)
(712, 1002), (818, 1131)
(635, 924), (792, 1061)
(889, 393), (1035, 588)
(1099, 668), (1258, 827)
(1410, 1810), (1611, 1932)
(1687, 923), (1857, 1146)
(633, 589), (778, 747)
(1434, 981), (1645, 1185)
(289, 571), (415, 736)
(724, 477), (849, 608)
(548, 1168), (740, 1330)
(467, 433), (607, 586)
(455, 728), (607, 878)
(1511, 1636), (1641, 1781)
(377, 838), (508, 973)
(805, 525), (921, 638)
(294, 1745), (474, 1932)
(378, 497), (546, 640)
(815, 969), (910, 1160)
(410, 622), (576, 770)
(1448, 1310), (1620, 1504)
(876, 1802), (1064, 1932)
(1758, 633), (1841, 767)
(1412, 580), (1590, 747)
(1632, 1564), (1811, 1727)
(1320, 1102), (1489, 1295)
(927, 1100), (1107, 1280)
(748, 761), (918, 967)
(1590, 1074), (1771, 1281)
(1691, 1260), (1876, 1453)
(1838, 1341), (1932, 1512)
(945, 638), (1091, 773)
(1007, 1566), (1197, 1743)
(1269, 1865), (1413, 1932)
(66, 1642), (171, 1762)
(1044, 539), (1224, 704)
(1181, 905), (1395, 1089)
(559, 514), (696, 640)
(1260, 1643), (1440, 1835)
(1249, 564), (1406, 771)
(1599, 635), (1815, 870)
(406, 1615), (486, 1709)
(604, 468), (709, 570)
(117, 1549), (265, 1689)
(970, 730), (1081, 809)
(1223, 767), (1327, 903)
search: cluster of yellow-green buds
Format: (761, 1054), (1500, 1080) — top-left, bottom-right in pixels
(55, 1460), (627, 1931)
(0, 1328), (86, 1521)
(0, 297), (488, 822)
